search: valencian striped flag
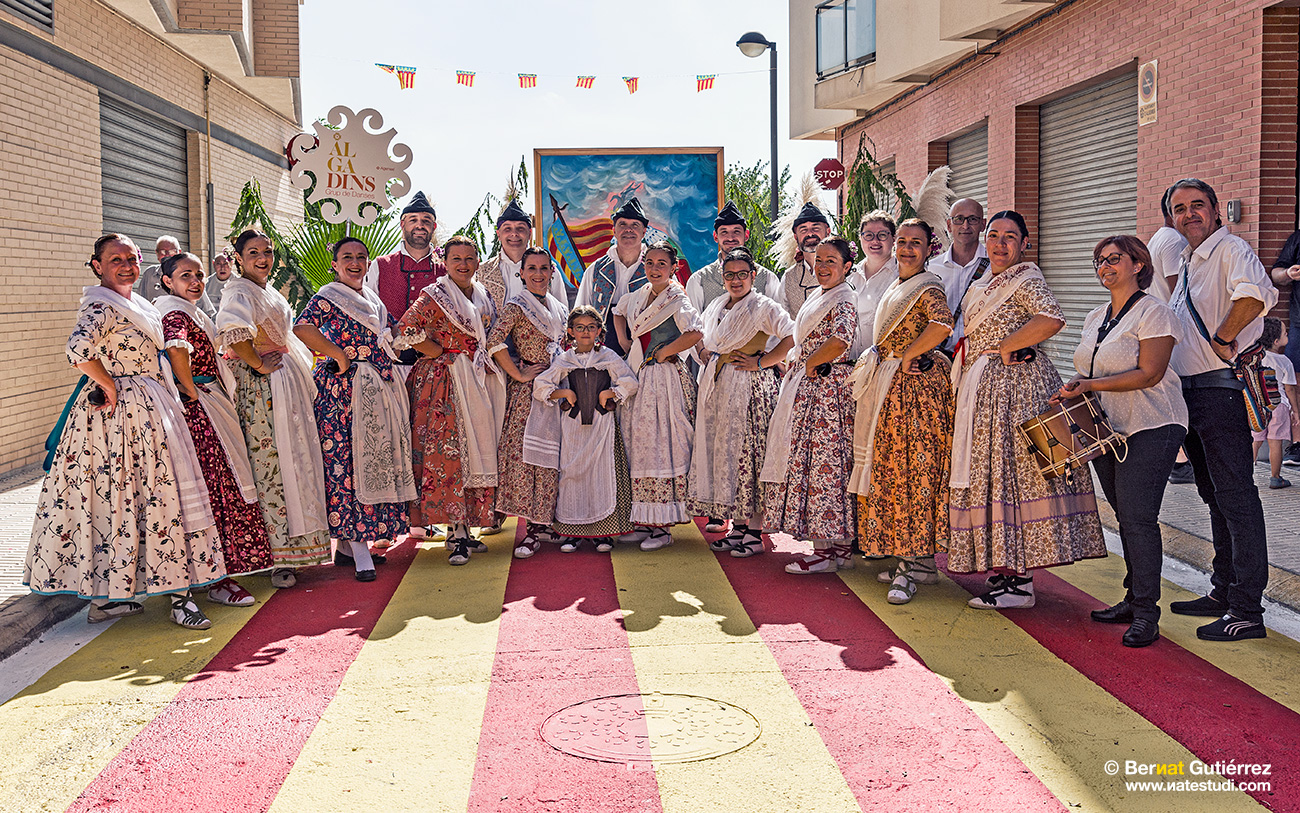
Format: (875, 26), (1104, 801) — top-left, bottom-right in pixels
(456, 70), (476, 87)
(375, 64), (416, 90)
(546, 194), (614, 287)
(623, 77), (639, 94)
(576, 75), (595, 89)
(519, 74), (538, 89)
(696, 74), (716, 92)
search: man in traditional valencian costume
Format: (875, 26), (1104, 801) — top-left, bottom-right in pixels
(477, 199), (569, 312)
(685, 201), (786, 315)
(364, 191), (446, 324)
(575, 197), (651, 355)
(774, 197), (832, 317)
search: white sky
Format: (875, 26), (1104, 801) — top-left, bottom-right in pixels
(299, 0), (834, 232)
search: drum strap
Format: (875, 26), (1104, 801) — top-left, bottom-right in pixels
(1089, 290), (1147, 377)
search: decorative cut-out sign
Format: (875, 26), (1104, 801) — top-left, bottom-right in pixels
(288, 105), (412, 226)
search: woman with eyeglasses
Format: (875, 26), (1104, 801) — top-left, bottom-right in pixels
(689, 247), (795, 557)
(947, 211), (1106, 609)
(1053, 235), (1186, 647)
(849, 210), (900, 357)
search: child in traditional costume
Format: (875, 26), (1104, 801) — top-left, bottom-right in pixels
(395, 236), (506, 566)
(530, 307), (639, 551)
(157, 253), (272, 607)
(217, 230), (331, 589)
(294, 237), (416, 581)
(486, 247), (566, 558)
(612, 241), (704, 550)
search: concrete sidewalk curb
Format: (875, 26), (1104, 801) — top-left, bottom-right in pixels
(0, 593), (86, 662)
(1096, 500), (1300, 615)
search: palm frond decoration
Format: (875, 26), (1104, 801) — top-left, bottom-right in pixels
(227, 178), (314, 311)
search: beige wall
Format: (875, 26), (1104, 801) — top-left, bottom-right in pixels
(788, 0), (856, 140)
(0, 0), (302, 473)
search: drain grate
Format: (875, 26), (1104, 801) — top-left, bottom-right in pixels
(540, 692), (760, 764)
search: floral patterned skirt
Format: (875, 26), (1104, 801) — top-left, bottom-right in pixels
(408, 356), (495, 526)
(232, 362), (330, 566)
(183, 395), (274, 574)
(689, 366), (780, 523)
(494, 375), (558, 524)
(314, 367), (408, 544)
(26, 378), (226, 599)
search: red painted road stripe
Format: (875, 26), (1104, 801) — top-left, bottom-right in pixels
(467, 542), (662, 812)
(715, 528), (1063, 811)
(946, 563), (1296, 811)
(69, 543), (417, 813)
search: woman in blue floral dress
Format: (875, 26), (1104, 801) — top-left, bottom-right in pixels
(294, 237), (415, 581)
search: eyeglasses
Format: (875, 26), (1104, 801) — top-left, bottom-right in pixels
(570, 324), (602, 333)
(1093, 253), (1126, 269)
(722, 270), (752, 280)
(859, 230), (893, 242)
(950, 215), (983, 225)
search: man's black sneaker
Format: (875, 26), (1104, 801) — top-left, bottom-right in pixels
(1167, 462), (1195, 484)
(1169, 594), (1229, 617)
(1196, 614), (1266, 641)
(1283, 442), (1300, 468)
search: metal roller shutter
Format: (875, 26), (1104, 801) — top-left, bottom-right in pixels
(1036, 74), (1138, 372)
(100, 95), (190, 264)
(947, 125), (988, 210)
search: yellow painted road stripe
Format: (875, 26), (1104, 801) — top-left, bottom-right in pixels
(268, 530), (512, 813)
(1050, 553), (1300, 714)
(612, 523), (861, 813)
(839, 562), (1263, 813)
(0, 586), (275, 813)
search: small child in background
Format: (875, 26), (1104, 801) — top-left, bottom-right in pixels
(1252, 316), (1299, 489)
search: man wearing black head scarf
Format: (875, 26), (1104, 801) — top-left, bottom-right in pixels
(478, 199), (569, 311)
(685, 201), (786, 315)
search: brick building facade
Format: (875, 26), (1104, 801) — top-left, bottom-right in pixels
(0, 0), (305, 473)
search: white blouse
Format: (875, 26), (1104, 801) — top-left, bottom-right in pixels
(1072, 295), (1188, 436)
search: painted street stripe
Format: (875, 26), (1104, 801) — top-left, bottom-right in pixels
(270, 529), (515, 813)
(465, 536), (662, 812)
(948, 562), (1297, 810)
(612, 522), (861, 813)
(839, 561), (1266, 812)
(717, 529), (1063, 811)
(67, 544), (417, 813)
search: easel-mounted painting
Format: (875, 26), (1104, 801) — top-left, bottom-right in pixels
(534, 147), (725, 288)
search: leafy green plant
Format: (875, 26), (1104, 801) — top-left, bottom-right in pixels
(454, 156), (530, 257)
(227, 179), (314, 311)
(842, 132), (914, 256)
(723, 159), (791, 270)
(284, 197), (402, 292)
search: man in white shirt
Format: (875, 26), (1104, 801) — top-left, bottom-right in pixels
(1144, 185), (1184, 302)
(477, 199), (570, 312)
(1165, 178), (1277, 642)
(686, 202), (785, 314)
(574, 197), (649, 355)
(927, 199), (989, 353)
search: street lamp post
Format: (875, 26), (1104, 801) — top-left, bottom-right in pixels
(736, 31), (779, 222)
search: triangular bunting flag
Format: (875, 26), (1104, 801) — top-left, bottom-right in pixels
(576, 75), (595, 89)
(376, 64), (416, 90)
(456, 70), (476, 87)
(623, 76), (639, 94)
(519, 73), (537, 89)
(696, 74), (716, 92)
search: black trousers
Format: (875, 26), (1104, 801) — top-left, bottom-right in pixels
(1091, 423), (1185, 621)
(1181, 384), (1270, 621)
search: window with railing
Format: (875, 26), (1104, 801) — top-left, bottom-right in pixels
(816, 0), (876, 79)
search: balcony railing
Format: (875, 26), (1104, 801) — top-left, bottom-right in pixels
(816, 0), (876, 79)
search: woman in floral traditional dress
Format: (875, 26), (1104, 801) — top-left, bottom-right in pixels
(26, 234), (224, 629)
(485, 246), (565, 559)
(689, 247), (794, 557)
(157, 252), (272, 607)
(217, 229), (330, 588)
(948, 210), (1106, 609)
(761, 237), (860, 574)
(848, 219), (955, 604)
(613, 241), (704, 551)
(395, 235), (506, 566)
(294, 237), (415, 581)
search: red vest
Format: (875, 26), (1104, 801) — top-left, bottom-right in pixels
(374, 250), (446, 320)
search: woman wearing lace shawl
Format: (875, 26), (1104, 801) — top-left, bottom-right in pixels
(216, 230), (330, 589)
(294, 237), (416, 581)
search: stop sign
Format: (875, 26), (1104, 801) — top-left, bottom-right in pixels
(815, 157), (846, 191)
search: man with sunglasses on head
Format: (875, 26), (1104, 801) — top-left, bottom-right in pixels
(927, 199), (988, 354)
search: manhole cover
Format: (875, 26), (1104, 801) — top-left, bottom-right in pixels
(540, 692), (760, 764)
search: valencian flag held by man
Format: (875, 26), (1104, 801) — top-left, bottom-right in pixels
(375, 64), (416, 89)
